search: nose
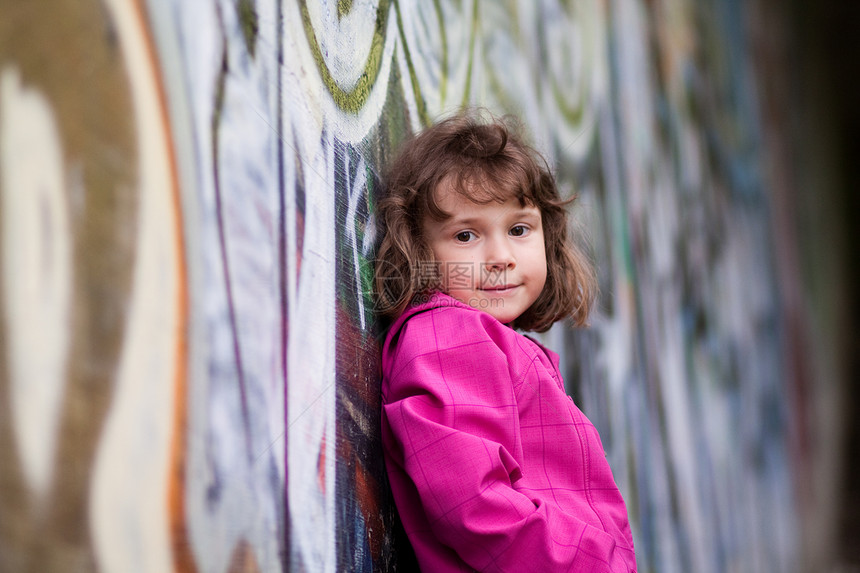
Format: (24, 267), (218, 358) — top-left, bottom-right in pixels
(484, 236), (516, 271)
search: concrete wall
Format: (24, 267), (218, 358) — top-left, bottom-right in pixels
(0, 1), (808, 572)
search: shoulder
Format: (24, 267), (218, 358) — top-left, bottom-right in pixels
(523, 334), (562, 375)
(381, 293), (539, 381)
(383, 293), (513, 358)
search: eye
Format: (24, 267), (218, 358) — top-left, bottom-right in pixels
(509, 225), (529, 237)
(455, 231), (475, 243)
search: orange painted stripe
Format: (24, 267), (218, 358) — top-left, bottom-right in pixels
(128, 1), (195, 572)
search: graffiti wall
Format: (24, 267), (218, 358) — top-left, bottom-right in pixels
(0, 0), (807, 572)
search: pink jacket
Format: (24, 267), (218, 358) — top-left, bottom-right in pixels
(381, 293), (636, 572)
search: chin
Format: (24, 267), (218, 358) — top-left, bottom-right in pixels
(476, 301), (520, 324)
(485, 309), (520, 325)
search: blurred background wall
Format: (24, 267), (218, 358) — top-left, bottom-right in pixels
(0, 0), (855, 572)
(751, 0), (859, 570)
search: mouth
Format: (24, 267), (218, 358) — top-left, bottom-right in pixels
(480, 284), (520, 293)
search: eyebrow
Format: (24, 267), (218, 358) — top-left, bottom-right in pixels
(508, 209), (541, 220)
(440, 216), (480, 229)
(440, 209), (541, 230)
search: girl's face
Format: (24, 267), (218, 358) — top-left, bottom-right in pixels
(423, 181), (547, 324)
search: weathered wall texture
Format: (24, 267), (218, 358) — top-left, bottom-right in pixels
(0, 0), (814, 572)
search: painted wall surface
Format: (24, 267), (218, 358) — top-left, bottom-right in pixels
(0, 1), (800, 573)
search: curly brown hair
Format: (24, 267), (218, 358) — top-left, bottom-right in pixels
(374, 110), (595, 332)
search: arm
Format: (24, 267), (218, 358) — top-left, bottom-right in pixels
(382, 319), (630, 572)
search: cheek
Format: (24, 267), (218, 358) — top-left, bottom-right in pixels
(538, 261), (548, 288)
(536, 238), (548, 271)
(433, 246), (463, 270)
(536, 250), (549, 287)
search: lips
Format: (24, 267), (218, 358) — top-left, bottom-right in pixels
(480, 284), (519, 292)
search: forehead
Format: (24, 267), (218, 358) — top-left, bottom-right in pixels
(431, 180), (540, 223)
(429, 175), (534, 219)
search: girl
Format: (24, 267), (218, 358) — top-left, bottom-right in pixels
(375, 112), (636, 572)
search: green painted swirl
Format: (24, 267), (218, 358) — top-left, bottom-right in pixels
(298, 0), (391, 113)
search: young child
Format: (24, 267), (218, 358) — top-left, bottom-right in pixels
(374, 112), (636, 572)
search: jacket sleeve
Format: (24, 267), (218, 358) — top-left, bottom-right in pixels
(382, 315), (631, 573)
